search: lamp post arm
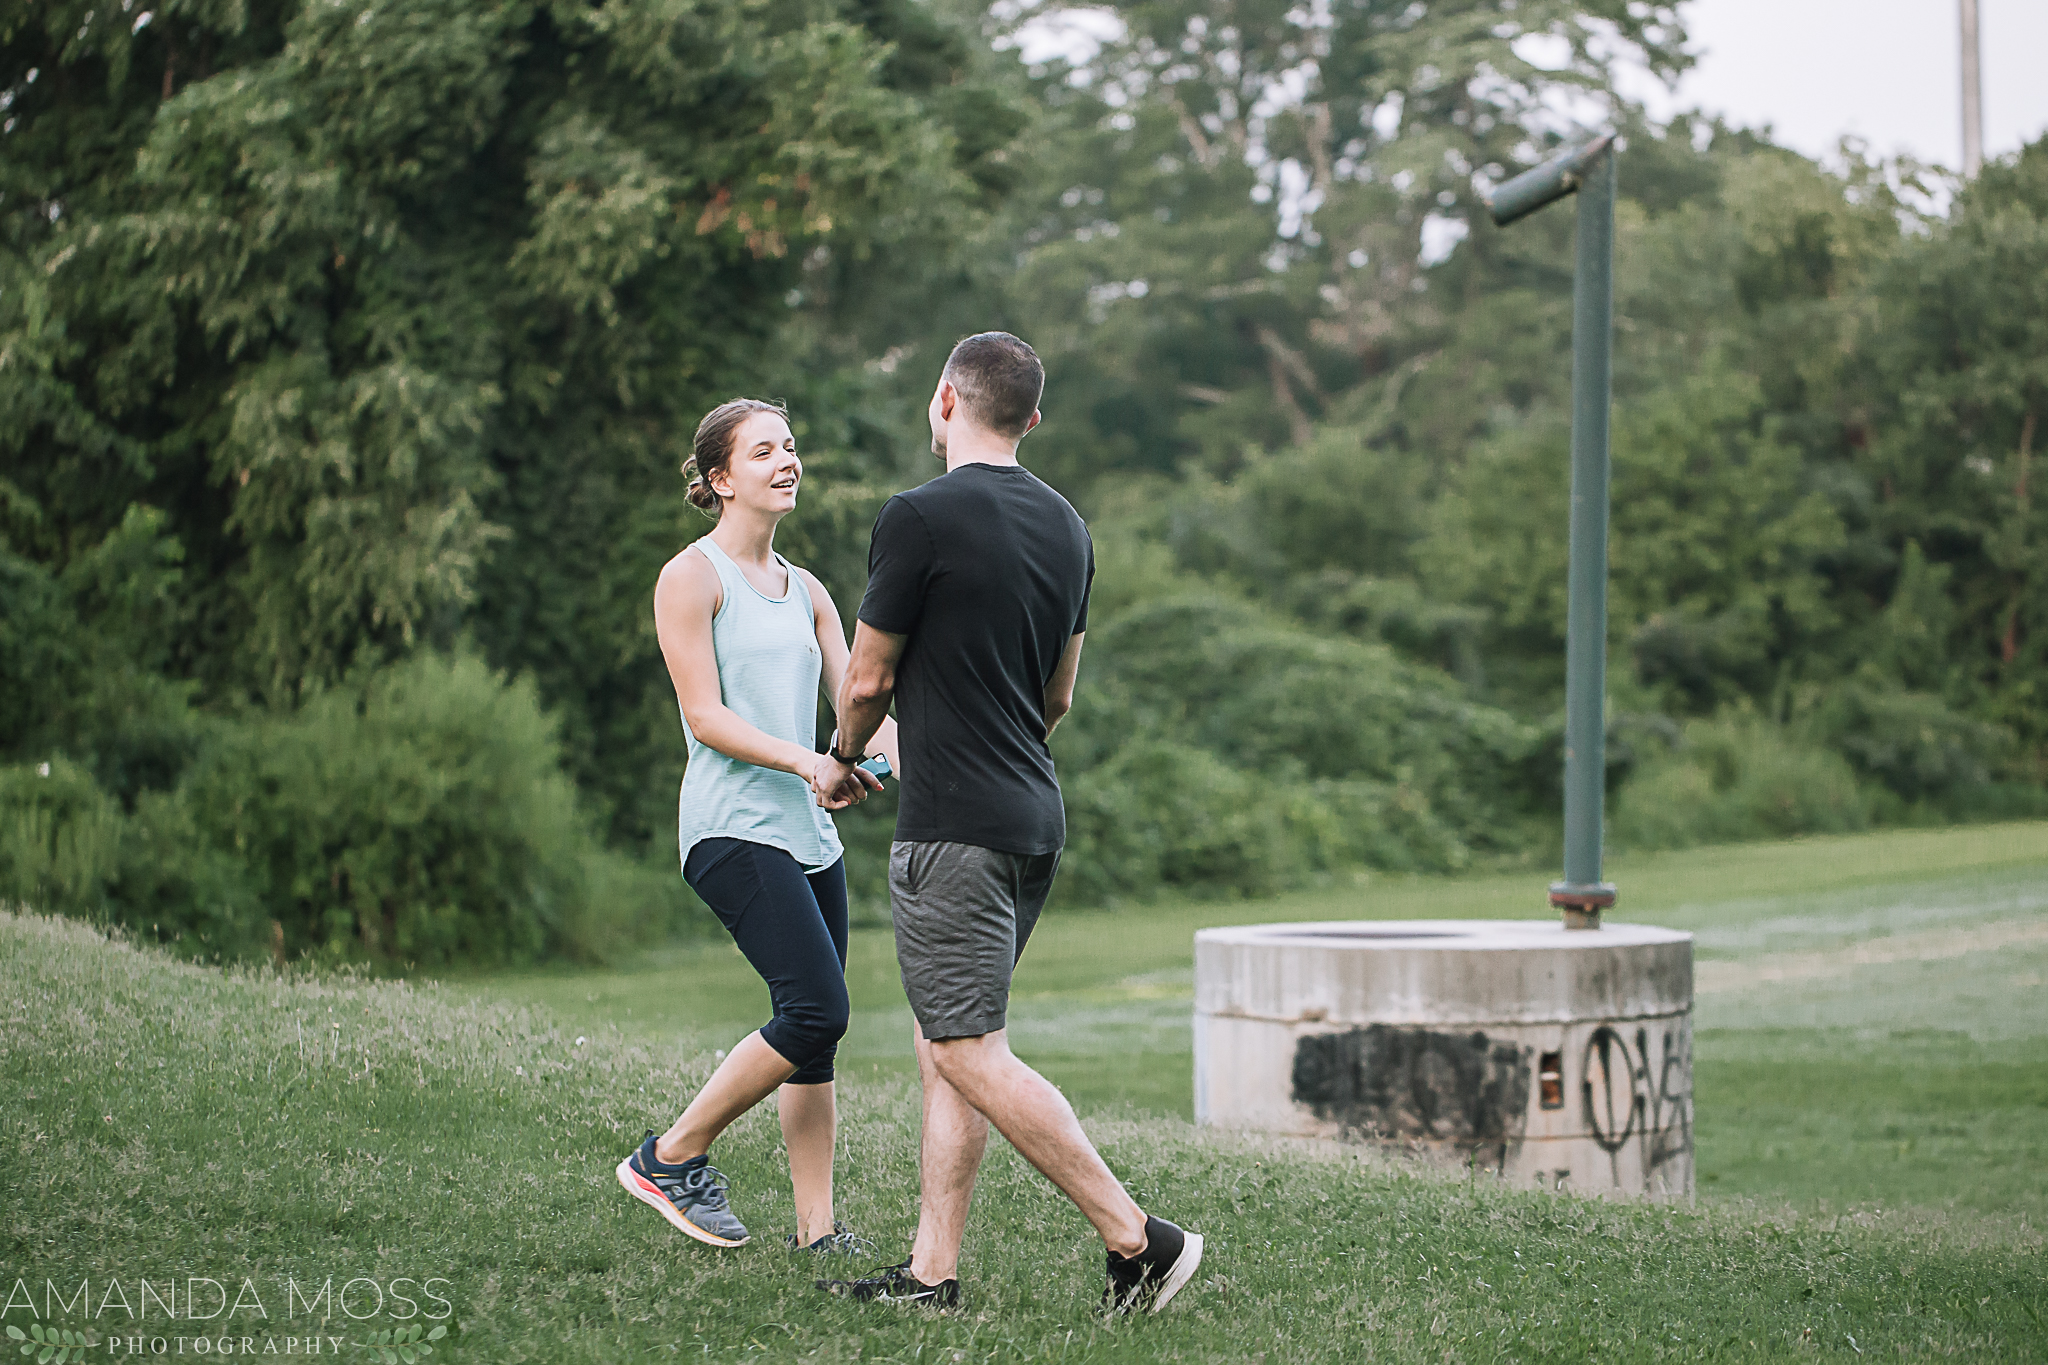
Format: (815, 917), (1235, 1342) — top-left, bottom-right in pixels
(1484, 133), (1617, 227)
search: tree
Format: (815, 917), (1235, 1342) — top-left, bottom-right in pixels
(1865, 139), (2048, 762)
(1, 0), (1014, 844)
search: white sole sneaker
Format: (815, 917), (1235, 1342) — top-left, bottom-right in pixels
(614, 1156), (750, 1248)
(1146, 1230), (1203, 1313)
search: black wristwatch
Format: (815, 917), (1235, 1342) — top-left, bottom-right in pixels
(826, 738), (863, 765)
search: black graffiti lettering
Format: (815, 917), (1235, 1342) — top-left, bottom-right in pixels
(1582, 1026), (1640, 1153)
(1645, 1025), (1694, 1171)
(1579, 1023), (1692, 1168)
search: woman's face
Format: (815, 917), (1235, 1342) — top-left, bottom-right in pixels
(711, 411), (801, 515)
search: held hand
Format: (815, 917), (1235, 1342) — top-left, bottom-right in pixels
(827, 768), (881, 808)
(805, 754), (865, 810)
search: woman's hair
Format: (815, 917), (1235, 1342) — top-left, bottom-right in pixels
(684, 397), (788, 515)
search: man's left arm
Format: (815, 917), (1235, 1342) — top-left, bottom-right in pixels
(1044, 534), (1092, 740)
(1043, 632), (1085, 739)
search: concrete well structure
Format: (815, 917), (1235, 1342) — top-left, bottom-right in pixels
(1193, 920), (1695, 1200)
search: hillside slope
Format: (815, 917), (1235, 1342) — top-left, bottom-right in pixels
(2, 912), (2041, 1361)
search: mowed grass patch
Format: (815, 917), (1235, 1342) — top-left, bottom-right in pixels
(473, 823), (2048, 1221)
(1695, 1030), (2048, 1221)
(5, 911), (2045, 1362)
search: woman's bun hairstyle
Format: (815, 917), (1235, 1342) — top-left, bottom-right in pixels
(685, 397), (787, 517)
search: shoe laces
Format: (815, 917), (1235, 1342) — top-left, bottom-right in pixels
(857, 1258), (915, 1289)
(789, 1222), (878, 1256)
(678, 1162), (734, 1211)
(819, 1225), (880, 1257)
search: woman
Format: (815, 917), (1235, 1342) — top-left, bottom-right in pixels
(615, 398), (897, 1252)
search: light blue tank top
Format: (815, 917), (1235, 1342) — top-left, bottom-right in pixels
(675, 538), (843, 873)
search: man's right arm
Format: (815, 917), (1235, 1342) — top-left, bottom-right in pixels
(813, 496), (928, 800)
(835, 622), (907, 758)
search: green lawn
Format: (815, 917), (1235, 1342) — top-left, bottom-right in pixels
(2, 824), (2044, 1362)
(471, 822), (2048, 1223)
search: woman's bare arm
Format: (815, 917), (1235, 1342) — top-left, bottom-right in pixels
(800, 567), (900, 777)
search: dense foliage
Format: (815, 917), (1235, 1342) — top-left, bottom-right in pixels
(0, 0), (1017, 954)
(4, 0), (2044, 956)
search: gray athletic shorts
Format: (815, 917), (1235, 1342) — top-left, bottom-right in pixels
(889, 840), (1061, 1042)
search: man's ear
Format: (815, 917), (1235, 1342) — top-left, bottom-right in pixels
(1020, 409), (1042, 438)
(937, 380), (959, 422)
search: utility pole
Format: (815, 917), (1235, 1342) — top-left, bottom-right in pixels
(1483, 134), (1618, 931)
(1960, 0), (1983, 177)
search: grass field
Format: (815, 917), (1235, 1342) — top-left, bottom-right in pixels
(2, 824), (2044, 1361)
(472, 822), (2048, 1224)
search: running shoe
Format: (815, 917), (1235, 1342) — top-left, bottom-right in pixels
(785, 1222), (877, 1256)
(816, 1259), (960, 1307)
(1104, 1215), (1204, 1315)
(614, 1132), (750, 1247)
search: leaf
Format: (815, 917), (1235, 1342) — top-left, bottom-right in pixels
(400, 1347), (417, 1364)
(4, 1328), (20, 1341)
(26, 1330), (42, 1345)
(427, 1325), (447, 1341)
(36, 1344), (53, 1365)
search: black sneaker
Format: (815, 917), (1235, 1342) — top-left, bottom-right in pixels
(1105, 1215), (1204, 1315)
(817, 1259), (960, 1308)
(786, 1223), (878, 1257)
(615, 1132), (751, 1247)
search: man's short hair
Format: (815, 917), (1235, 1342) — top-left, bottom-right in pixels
(942, 332), (1044, 439)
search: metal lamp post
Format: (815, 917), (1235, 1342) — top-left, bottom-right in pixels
(1482, 133), (1618, 930)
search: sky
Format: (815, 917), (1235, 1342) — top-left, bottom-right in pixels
(1013, 1), (2048, 176)
(1630, 0), (2048, 172)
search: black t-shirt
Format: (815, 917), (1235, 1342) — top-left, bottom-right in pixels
(858, 462), (1094, 855)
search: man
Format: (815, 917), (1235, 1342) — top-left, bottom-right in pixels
(810, 332), (1204, 1315)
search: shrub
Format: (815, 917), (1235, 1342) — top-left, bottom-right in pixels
(1055, 742), (1480, 907)
(1049, 585), (1539, 903)
(0, 758), (259, 960)
(0, 758), (128, 917)
(1059, 742), (1289, 904)
(1810, 684), (2006, 802)
(178, 651), (673, 968)
(1611, 714), (1871, 849)
(6, 652), (687, 970)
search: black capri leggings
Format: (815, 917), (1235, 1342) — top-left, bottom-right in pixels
(683, 837), (850, 1085)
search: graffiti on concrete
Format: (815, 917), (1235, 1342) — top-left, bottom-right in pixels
(1291, 1024), (1531, 1170)
(1581, 1023), (1692, 1174)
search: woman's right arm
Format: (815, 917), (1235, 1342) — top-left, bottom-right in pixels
(655, 549), (832, 789)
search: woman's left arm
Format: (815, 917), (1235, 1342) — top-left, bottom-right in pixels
(802, 568), (901, 776)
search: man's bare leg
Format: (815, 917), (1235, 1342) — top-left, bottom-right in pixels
(778, 1081), (837, 1245)
(925, 1029), (1147, 1257)
(907, 1019), (991, 1285)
